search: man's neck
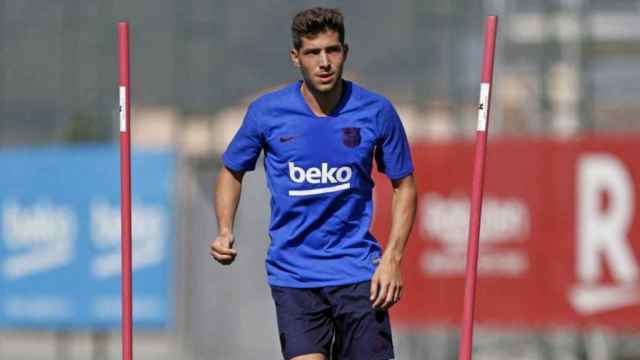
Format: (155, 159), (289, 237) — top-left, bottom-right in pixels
(301, 79), (343, 117)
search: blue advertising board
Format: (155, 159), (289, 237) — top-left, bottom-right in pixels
(0, 145), (174, 329)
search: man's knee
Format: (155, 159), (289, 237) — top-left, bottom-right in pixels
(290, 353), (326, 360)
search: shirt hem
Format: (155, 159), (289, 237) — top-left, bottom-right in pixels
(221, 154), (255, 172)
(385, 168), (414, 180)
(268, 274), (374, 289)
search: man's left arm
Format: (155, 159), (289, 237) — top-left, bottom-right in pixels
(371, 174), (417, 310)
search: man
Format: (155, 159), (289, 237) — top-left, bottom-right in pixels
(211, 7), (416, 360)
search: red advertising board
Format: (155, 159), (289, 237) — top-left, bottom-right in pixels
(372, 135), (640, 329)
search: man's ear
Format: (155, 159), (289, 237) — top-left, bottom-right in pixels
(290, 48), (300, 68)
(343, 43), (349, 61)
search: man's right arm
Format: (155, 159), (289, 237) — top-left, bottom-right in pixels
(210, 166), (244, 265)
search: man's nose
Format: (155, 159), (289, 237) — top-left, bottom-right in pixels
(319, 52), (330, 68)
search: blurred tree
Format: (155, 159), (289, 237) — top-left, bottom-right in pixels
(62, 112), (110, 143)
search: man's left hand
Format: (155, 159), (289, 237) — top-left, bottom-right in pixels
(370, 256), (403, 310)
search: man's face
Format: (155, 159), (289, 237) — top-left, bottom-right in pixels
(290, 30), (348, 93)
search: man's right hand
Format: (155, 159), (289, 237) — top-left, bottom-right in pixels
(210, 232), (237, 265)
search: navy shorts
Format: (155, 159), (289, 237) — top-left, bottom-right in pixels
(270, 281), (394, 360)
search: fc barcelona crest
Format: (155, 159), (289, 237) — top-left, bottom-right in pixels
(341, 127), (361, 148)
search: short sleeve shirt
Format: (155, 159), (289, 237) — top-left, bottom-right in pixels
(223, 80), (414, 288)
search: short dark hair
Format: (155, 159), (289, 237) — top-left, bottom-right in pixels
(291, 7), (345, 50)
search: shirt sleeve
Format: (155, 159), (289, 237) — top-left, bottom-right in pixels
(374, 100), (414, 180)
(222, 105), (263, 172)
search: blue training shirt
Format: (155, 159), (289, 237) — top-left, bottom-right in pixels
(222, 80), (414, 288)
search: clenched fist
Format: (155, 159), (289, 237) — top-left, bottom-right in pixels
(210, 232), (237, 265)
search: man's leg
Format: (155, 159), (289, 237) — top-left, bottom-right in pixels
(271, 286), (334, 360)
(326, 281), (395, 360)
(291, 354), (326, 360)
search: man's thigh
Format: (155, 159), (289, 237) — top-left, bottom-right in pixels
(271, 286), (334, 360)
(327, 281), (395, 360)
(290, 354), (326, 360)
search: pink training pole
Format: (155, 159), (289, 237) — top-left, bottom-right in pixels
(458, 16), (498, 360)
(118, 21), (133, 360)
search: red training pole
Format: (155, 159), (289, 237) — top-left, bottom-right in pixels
(458, 16), (498, 360)
(118, 21), (133, 360)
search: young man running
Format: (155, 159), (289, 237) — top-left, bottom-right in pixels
(211, 7), (417, 360)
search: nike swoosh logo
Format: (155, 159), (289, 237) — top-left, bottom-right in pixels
(279, 136), (295, 143)
(569, 284), (640, 315)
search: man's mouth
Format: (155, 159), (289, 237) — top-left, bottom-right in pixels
(317, 73), (334, 81)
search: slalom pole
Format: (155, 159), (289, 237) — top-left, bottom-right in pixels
(118, 21), (133, 360)
(458, 16), (498, 360)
